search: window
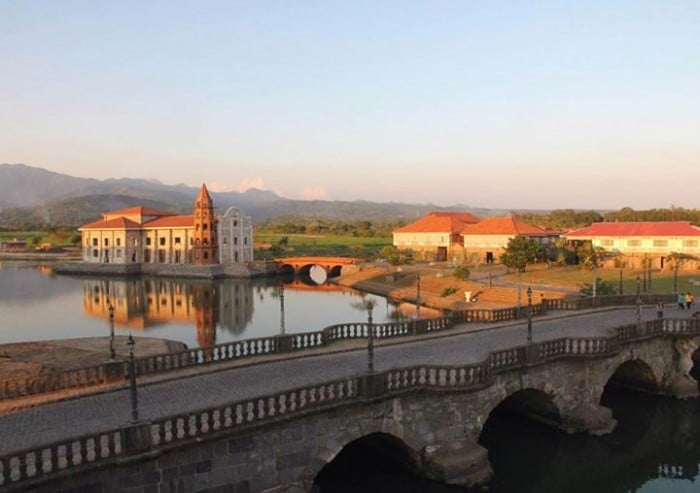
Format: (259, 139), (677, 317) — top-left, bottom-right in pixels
(683, 240), (698, 248)
(175, 237), (181, 244)
(203, 252), (209, 259)
(203, 223), (208, 231)
(92, 238), (98, 246)
(627, 239), (641, 247)
(223, 237), (227, 245)
(653, 239), (668, 247)
(159, 237), (166, 246)
(244, 237), (248, 245)
(234, 237), (238, 245)
(234, 220), (238, 227)
(116, 238), (121, 247)
(601, 239), (614, 246)
(134, 238), (139, 246)
(146, 238), (152, 246)
(92, 249), (99, 258)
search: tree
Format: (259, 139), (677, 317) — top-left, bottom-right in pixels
(576, 242), (607, 297)
(500, 236), (542, 272)
(500, 235), (542, 310)
(666, 252), (697, 292)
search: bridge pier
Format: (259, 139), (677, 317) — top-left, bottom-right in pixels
(560, 402), (617, 436)
(422, 437), (493, 487)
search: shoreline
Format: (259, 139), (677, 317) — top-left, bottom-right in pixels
(51, 260), (278, 279)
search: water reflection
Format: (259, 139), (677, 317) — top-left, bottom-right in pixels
(479, 389), (700, 493)
(0, 262), (442, 349)
(83, 279), (251, 347)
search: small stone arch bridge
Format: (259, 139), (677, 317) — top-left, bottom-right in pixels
(275, 256), (359, 277)
(4, 318), (700, 492)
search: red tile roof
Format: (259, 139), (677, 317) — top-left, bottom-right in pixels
(79, 217), (144, 230)
(393, 212), (480, 234)
(104, 206), (175, 217)
(144, 215), (195, 228)
(461, 216), (551, 236)
(566, 222), (700, 237)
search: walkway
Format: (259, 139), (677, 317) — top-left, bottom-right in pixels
(0, 307), (695, 455)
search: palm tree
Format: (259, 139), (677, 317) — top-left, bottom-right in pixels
(666, 252), (697, 293)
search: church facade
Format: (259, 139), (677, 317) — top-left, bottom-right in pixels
(78, 184), (253, 266)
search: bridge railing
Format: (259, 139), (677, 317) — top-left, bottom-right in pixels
(0, 294), (685, 403)
(3, 317), (700, 490)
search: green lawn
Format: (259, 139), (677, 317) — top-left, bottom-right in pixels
(254, 233), (392, 259)
(508, 265), (700, 295)
(0, 229), (80, 248)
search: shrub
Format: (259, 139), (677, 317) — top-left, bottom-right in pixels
(580, 278), (617, 296)
(453, 265), (471, 281)
(440, 286), (458, 297)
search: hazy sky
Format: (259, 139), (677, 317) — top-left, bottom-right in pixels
(2, 1), (699, 209)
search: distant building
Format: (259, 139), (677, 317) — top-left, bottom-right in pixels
(564, 221), (700, 270)
(0, 239), (28, 251)
(392, 212), (480, 262)
(460, 216), (559, 264)
(78, 184), (253, 266)
(218, 207), (254, 264)
(392, 213), (557, 264)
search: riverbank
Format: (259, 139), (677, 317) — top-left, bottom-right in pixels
(335, 264), (572, 311)
(0, 337), (187, 413)
(52, 260), (278, 279)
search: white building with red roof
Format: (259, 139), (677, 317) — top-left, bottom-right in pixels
(564, 221), (700, 270)
(78, 184), (253, 265)
(392, 212), (480, 262)
(460, 216), (559, 264)
(392, 212), (556, 264)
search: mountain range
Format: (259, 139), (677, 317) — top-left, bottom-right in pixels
(0, 163), (506, 227)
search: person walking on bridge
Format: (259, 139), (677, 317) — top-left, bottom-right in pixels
(677, 293), (686, 310)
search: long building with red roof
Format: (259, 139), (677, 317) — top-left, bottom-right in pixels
(78, 184), (253, 265)
(564, 221), (700, 270)
(392, 212), (556, 264)
(392, 212), (480, 262)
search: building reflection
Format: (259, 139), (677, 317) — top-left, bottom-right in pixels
(83, 278), (255, 347)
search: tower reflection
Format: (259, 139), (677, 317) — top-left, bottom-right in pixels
(83, 278), (255, 347)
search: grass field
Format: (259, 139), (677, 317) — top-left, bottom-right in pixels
(254, 233), (392, 259)
(505, 265), (700, 296)
(0, 230), (80, 248)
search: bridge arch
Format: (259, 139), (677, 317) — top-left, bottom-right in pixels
(483, 388), (563, 433)
(605, 359), (660, 395)
(314, 432), (423, 489)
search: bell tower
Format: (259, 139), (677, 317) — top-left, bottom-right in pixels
(191, 183), (218, 265)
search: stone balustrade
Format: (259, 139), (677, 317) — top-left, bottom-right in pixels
(0, 293), (682, 403)
(3, 316), (700, 490)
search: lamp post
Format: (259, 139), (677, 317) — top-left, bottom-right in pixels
(619, 269), (623, 295)
(278, 284), (285, 335)
(364, 299), (376, 373)
(516, 269), (523, 318)
(526, 286), (533, 345)
(108, 303), (116, 360)
(127, 334), (139, 423)
(635, 274), (642, 325)
(415, 274), (421, 318)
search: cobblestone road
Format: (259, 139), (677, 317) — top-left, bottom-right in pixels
(0, 307), (693, 455)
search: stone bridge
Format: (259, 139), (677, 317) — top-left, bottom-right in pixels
(275, 256), (358, 277)
(2, 316), (699, 492)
